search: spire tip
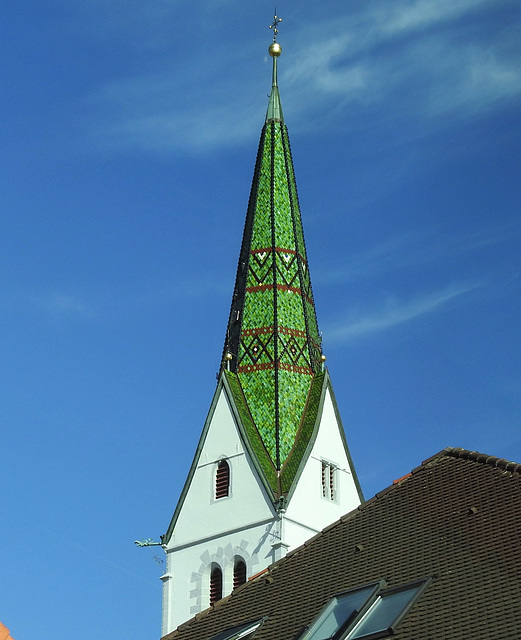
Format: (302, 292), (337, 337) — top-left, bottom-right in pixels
(269, 42), (282, 57)
(266, 12), (283, 122)
(269, 13), (282, 42)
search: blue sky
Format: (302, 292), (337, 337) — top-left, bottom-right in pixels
(2, 1), (520, 639)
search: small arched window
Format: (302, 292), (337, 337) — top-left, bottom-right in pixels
(210, 565), (223, 605)
(233, 558), (247, 589)
(215, 459), (230, 499)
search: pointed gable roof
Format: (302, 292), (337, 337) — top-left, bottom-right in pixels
(221, 37), (323, 474)
(162, 447), (521, 640)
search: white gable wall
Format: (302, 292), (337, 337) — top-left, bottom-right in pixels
(162, 386), (278, 634)
(162, 382), (362, 635)
(283, 386), (361, 550)
(171, 388), (273, 546)
(162, 517), (284, 634)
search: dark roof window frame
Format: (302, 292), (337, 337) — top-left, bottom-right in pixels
(346, 578), (431, 639)
(299, 581), (383, 640)
(208, 617), (267, 640)
(299, 578), (431, 640)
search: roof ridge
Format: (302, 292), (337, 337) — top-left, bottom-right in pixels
(262, 446), (521, 576)
(439, 446), (521, 473)
(166, 446), (520, 639)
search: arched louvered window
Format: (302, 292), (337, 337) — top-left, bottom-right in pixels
(215, 459), (230, 499)
(233, 558), (247, 589)
(209, 565), (223, 605)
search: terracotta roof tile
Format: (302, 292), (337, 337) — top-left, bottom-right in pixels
(0, 623), (14, 640)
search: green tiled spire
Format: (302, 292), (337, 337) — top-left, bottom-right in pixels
(221, 34), (322, 478)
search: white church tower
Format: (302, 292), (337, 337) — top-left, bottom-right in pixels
(160, 19), (363, 636)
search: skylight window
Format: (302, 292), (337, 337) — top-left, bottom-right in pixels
(208, 618), (266, 640)
(346, 584), (425, 638)
(300, 579), (430, 640)
(300, 583), (381, 640)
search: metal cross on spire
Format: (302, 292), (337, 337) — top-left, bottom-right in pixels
(269, 13), (282, 42)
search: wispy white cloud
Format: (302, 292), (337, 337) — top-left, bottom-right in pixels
(85, 0), (520, 153)
(42, 291), (93, 315)
(0, 290), (99, 322)
(370, 0), (492, 37)
(4, 276), (232, 323)
(325, 283), (478, 344)
(448, 220), (521, 254)
(415, 39), (521, 118)
(315, 219), (521, 285)
(32, 291), (99, 322)
(101, 100), (261, 154)
(285, 0), (521, 123)
(124, 274), (231, 310)
(314, 231), (425, 284)
(88, 60), (265, 154)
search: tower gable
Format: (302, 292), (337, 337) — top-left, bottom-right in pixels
(163, 377), (276, 548)
(284, 377), (363, 542)
(161, 379), (279, 632)
(282, 371), (363, 503)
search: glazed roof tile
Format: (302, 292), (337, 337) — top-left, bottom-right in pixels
(162, 447), (521, 640)
(220, 45), (324, 480)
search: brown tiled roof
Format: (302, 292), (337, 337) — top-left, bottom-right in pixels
(0, 622), (15, 640)
(162, 447), (521, 640)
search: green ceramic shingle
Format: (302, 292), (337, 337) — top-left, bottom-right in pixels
(224, 370), (278, 492)
(280, 372), (325, 494)
(221, 68), (323, 492)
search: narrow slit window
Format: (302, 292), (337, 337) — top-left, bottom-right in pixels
(210, 565), (223, 605)
(233, 558), (247, 589)
(216, 459), (230, 499)
(322, 461), (336, 501)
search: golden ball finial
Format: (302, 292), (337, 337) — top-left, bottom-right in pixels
(269, 42), (282, 57)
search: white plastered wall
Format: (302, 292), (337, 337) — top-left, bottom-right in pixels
(162, 386), (278, 634)
(161, 383), (362, 635)
(283, 386), (361, 550)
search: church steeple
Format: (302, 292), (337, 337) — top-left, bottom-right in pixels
(222, 23), (323, 476)
(160, 22), (362, 634)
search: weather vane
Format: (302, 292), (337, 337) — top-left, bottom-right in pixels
(269, 12), (282, 42)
